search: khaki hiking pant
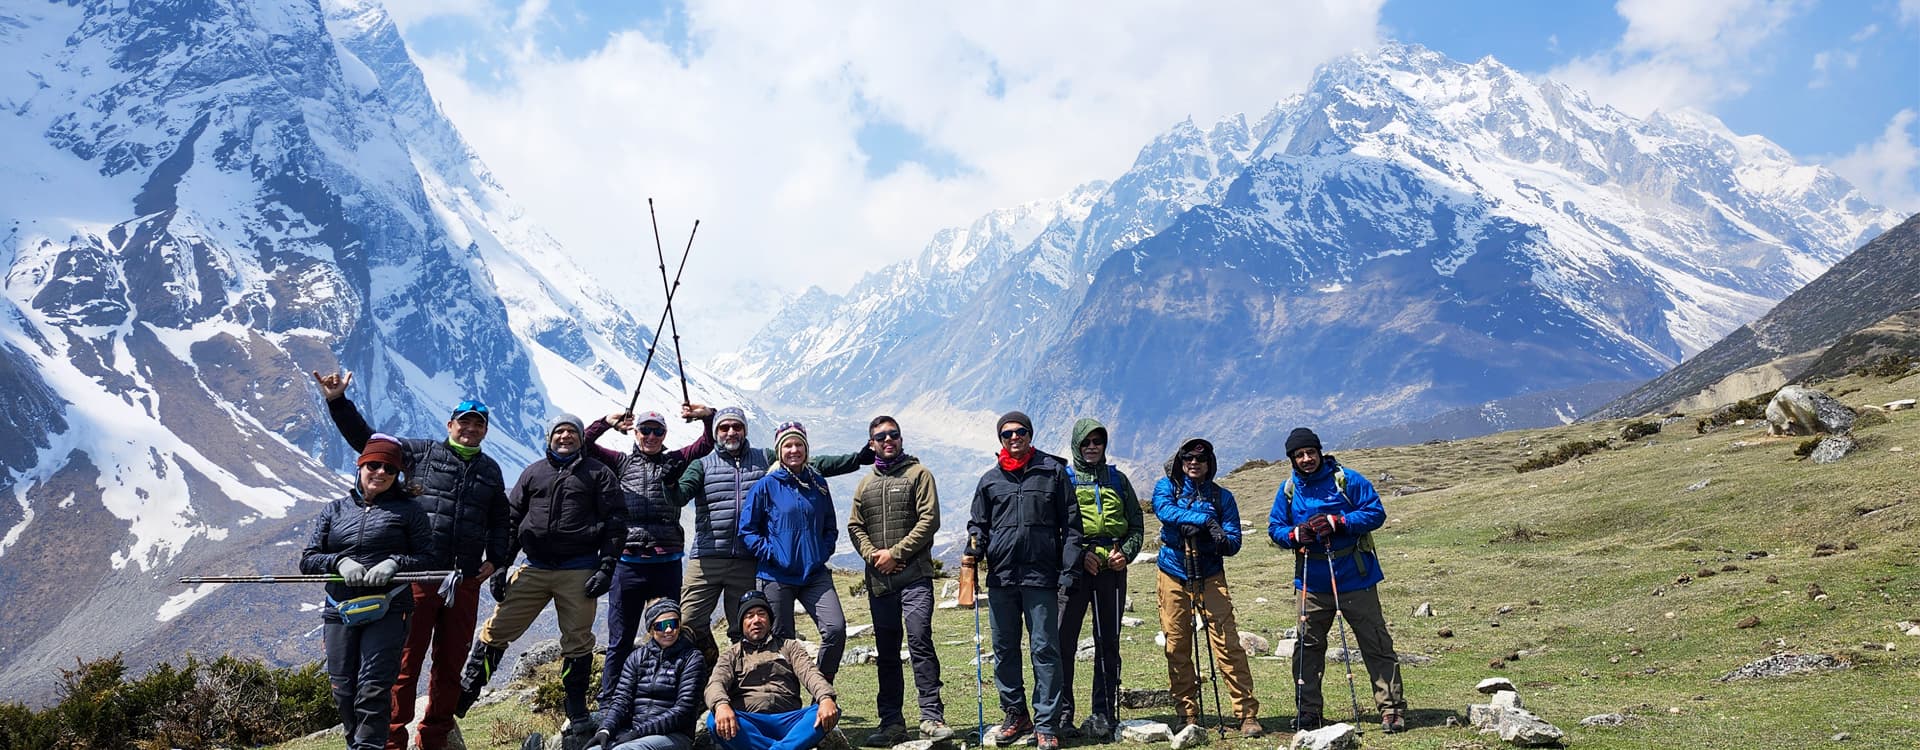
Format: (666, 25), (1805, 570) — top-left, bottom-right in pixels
(1297, 584), (1406, 718)
(478, 566), (596, 657)
(1156, 571), (1258, 723)
(680, 556), (759, 644)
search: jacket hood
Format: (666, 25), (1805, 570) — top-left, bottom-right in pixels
(1069, 418), (1107, 473)
(1163, 437), (1216, 485)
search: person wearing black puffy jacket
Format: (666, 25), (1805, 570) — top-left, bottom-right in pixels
(589, 598), (706, 750)
(300, 435), (436, 750)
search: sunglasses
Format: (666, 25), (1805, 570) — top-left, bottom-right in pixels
(362, 462), (399, 475)
(650, 618), (680, 632)
(1080, 437), (1107, 447)
(998, 427), (1032, 440)
(1180, 453), (1210, 464)
(716, 422), (747, 433)
(870, 429), (902, 442)
(451, 400), (489, 417)
(636, 425), (667, 437)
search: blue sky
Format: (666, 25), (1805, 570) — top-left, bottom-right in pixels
(384, 0), (1920, 357)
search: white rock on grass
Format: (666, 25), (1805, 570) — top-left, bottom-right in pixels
(1168, 722), (1209, 749)
(1117, 719), (1171, 743)
(1287, 722), (1360, 750)
(1476, 676), (1517, 693)
(1579, 713), (1628, 727)
(1121, 616), (1144, 628)
(1412, 601), (1434, 617)
(1468, 703), (1502, 731)
(1496, 708), (1567, 747)
(1491, 690), (1523, 710)
(847, 623), (874, 639)
(893, 741), (939, 750)
(1154, 631), (1167, 648)
(1273, 638), (1298, 657)
(1238, 631), (1270, 654)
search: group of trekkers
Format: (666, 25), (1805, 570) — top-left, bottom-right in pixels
(299, 372), (1408, 750)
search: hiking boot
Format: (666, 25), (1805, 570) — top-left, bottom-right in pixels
(1081, 715), (1116, 742)
(1034, 732), (1059, 750)
(1381, 711), (1406, 734)
(1239, 716), (1265, 737)
(822, 729), (853, 750)
(919, 720), (955, 741)
(991, 715), (1034, 746)
(863, 724), (910, 747)
(1291, 713), (1323, 732)
(560, 717), (599, 750)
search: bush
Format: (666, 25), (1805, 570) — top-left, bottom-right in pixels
(1698, 389), (1780, 433)
(1514, 439), (1613, 472)
(0, 653), (334, 750)
(1620, 421), (1662, 441)
(1855, 409), (1891, 429)
(1851, 354), (1918, 379)
(1229, 458), (1272, 475)
(1795, 438), (1821, 457)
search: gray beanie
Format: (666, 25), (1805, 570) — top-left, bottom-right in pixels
(547, 413), (584, 438)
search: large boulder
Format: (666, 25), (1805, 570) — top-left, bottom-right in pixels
(1766, 385), (1856, 436)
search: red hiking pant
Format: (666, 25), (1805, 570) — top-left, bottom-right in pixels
(387, 577), (482, 750)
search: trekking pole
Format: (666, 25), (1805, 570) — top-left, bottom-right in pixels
(624, 219), (699, 414)
(1186, 542), (1225, 740)
(1292, 548), (1310, 730)
(646, 199), (696, 408)
(1322, 540), (1365, 729)
(961, 548), (985, 744)
(178, 572), (457, 584)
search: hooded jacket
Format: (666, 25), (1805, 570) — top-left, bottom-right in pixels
(1152, 437), (1242, 582)
(738, 463), (838, 585)
(299, 483), (436, 619)
(966, 450), (1083, 589)
(1267, 456), (1386, 593)
(602, 599), (706, 741)
(847, 454), (939, 596)
(1066, 418), (1144, 564)
(326, 397), (511, 576)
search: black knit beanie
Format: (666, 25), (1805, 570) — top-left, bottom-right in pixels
(1285, 427), (1322, 457)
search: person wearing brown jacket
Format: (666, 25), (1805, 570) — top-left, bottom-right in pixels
(845, 416), (948, 746)
(704, 591), (840, 750)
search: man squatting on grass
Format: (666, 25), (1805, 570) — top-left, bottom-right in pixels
(1268, 427), (1407, 734)
(312, 370), (510, 750)
(705, 590), (841, 750)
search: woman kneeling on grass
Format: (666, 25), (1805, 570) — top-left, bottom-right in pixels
(590, 598), (706, 750)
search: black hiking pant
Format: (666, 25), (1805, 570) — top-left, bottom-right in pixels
(1058, 567), (1127, 723)
(325, 612), (409, 750)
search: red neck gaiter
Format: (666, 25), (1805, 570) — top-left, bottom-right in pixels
(998, 448), (1033, 472)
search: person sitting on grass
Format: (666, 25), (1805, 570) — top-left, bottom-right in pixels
(704, 591), (840, 750)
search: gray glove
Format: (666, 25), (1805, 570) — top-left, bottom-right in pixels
(367, 559), (400, 586)
(337, 557), (370, 586)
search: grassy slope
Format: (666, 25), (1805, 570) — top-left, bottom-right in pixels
(277, 373), (1920, 749)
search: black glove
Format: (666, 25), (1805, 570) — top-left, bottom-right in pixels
(1204, 519), (1228, 549)
(1178, 523), (1202, 542)
(856, 444), (877, 465)
(589, 729), (612, 749)
(584, 561), (615, 598)
(1307, 513), (1345, 537)
(489, 569), (511, 602)
(1289, 523), (1319, 546)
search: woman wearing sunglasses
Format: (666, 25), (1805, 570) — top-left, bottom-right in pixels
(590, 599), (706, 750)
(300, 435), (435, 750)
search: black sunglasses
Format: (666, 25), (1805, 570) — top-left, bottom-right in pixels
(999, 427), (1031, 440)
(636, 425), (667, 437)
(870, 429), (902, 442)
(1080, 437), (1107, 447)
(362, 462), (399, 474)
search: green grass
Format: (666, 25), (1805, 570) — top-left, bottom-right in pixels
(273, 373), (1920, 749)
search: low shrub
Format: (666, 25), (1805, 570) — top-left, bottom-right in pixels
(1852, 354), (1918, 379)
(1620, 421), (1662, 441)
(1515, 438), (1613, 472)
(0, 653), (333, 750)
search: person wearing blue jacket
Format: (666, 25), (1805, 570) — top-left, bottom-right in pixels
(1266, 427), (1405, 734)
(738, 421), (848, 683)
(1151, 437), (1262, 738)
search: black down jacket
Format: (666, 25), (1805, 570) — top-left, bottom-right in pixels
(326, 397), (511, 576)
(299, 484), (435, 620)
(601, 631), (706, 741)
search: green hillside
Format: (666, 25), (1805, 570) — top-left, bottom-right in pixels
(276, 372), (1920, 750)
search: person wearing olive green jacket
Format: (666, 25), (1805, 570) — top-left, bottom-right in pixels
(846, 416), (949, 747)
(1056, 418), (1144, 741)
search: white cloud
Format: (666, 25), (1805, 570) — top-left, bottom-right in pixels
(381, 0), (494, 31)
(1548, 0), (1804, 116)
(1808, 48), (1859, 89)
(1828, 109), (1920, 215)
(406, 2), (1385, 358)
(1903, 0), (1920, 26)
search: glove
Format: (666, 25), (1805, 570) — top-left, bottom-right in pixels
(1289, 524), (1319, 546)
(856, 444), (877, 465)
(366, 559), (400, 586)
(584, 562), (614, 598)
(337, 557), (370, 586)
(1204, 519), (1228, 549)
(1178, 523), (1202, 542)
(588, 729), (612, 749)
(489, 569), (511, 602)
(1306, 513), (1345, 537)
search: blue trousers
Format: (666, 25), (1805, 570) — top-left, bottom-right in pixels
(987, 585), (1063, 733)
(598, 558), (683, 704)
(708, 705), (826, 750)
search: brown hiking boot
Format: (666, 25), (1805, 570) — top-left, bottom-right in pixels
(1381, 711), (1406, 734)
(1239, 716), (1265, 737)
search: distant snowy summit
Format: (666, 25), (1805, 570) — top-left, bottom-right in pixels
(716, 42), (1899, 463)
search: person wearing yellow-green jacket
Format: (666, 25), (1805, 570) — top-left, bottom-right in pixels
(1055, 418), (1144, 741)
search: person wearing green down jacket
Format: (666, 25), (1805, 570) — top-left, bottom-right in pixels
(845, 415), (950, 746)
(738, 420), (852, 683)
(301, 435), (435, 750)
(1055, 418), (1144, 741)
(1266, 427), (1405, 734)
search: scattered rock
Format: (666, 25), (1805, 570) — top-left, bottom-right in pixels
(1580, 713), (1627, 727)
(940, 580), (957, 600)
(1810, 435), (1859, 464)
(1239, 631), (1270, 655)
(1273, 638), (1298, 657)
(1490, 690), (1523, 710)
(1397, 653), (1436, 666)
(1116, 687), (1172, 709)
(1287, 723), (1360, 750)
(1154, 631), (1166, 648)
(511, 640), (563, 682)
(301, 724), (345, 741)
(1766, 385), (1856, 436)
(1168, 722), (1209, 749)
(1254, 597), (1268, 604)
(1477, 677), (1517, 693)
(893, 741), (941, 750)
(1720, 653), (1849, 681)
(1328, 647), (1359, 664)
(1125, 596), (1134, 613)
(1413, 601), (1434, 617)
(473, 687), (535, 711)
(1120, 616), (1143, 628)
(1438, 628), (1454, 638)
(1488, 659), (1506, 669)
(1132, 551), (1156, 566)
(1834, 731), (1852, 741)
(842, 647), (877, 666)
(1885, 399), (1915, 412)
(1735, 616), (1760, 629)
(847, 623), (874, 639)
(936, 599), (962, 610)
(1808, 583), (1827, 599)
(1468, 704), (1502, 731)
(1495, 708), (1567, 747)
(1686, 478), (1711, 492)
(1074, 637), (1097, 662)
(1117, 719), (1171, 743)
